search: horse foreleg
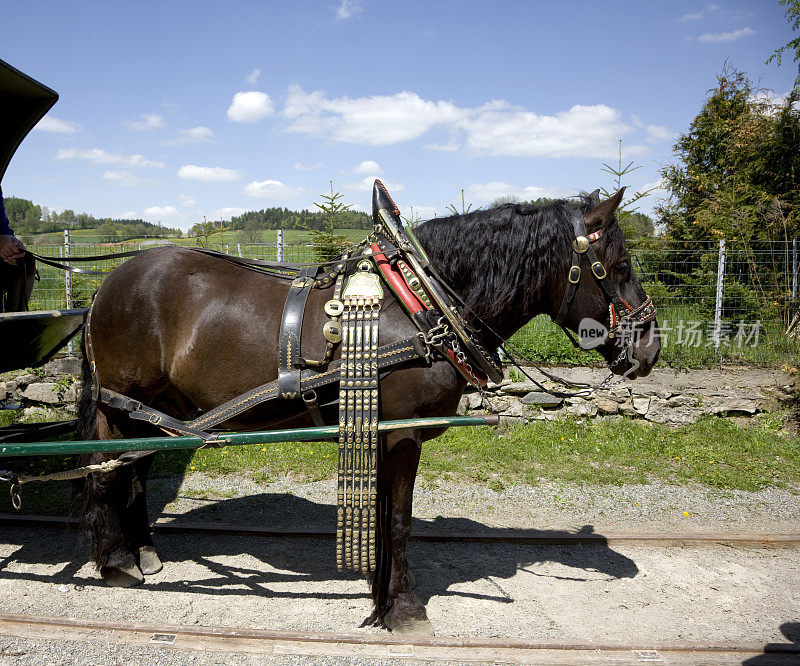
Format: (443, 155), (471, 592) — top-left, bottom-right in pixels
(370, 433), (433, 636)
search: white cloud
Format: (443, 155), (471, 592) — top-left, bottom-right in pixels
(117, 211), (139, 219)
(179, 194), (197, 207)
(165, 126), (214, 145)
(424, 139), (460, 152)
(680, 12), (703, 21)
(399, 205), (437, 221)
(353, 160), (381, 175)
(638, 179), (668, 194)
(144, 205), (181, 218)
(463, 181), (571, 206)
(243, 179), (307, 199)
(282, 86), (637, 158)
(101, 170), (149, 186)
(460, 101), (634, 158)
(697, 26), (755, 43)
(55, 147), (164, 168)
(227, 91), (274, 122)
(210, 206), (248, 220)
(645, 124), (672, 143)
(177, 164), (241, 182)
(34, 116), (80, 133)
(345, 176), (403, 192)
(246, 68), (261, 84)
(126, 113), (166, 131)
(294, 161), (322, 171)
(284, 85), (465, 146)
(336, 0), (362, 21)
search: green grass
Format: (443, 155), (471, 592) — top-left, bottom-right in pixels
(419, 416), (800, 492)
(120, 413), (800, 492)
(1, 412), (797, 516)
(510, 307), (800, 369)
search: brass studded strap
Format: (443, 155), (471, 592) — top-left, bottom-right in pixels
(336, 261), (382, 573)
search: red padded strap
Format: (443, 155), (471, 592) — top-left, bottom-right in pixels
(371, 244), (425, 314)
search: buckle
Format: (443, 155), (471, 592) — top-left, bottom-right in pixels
(591, 261), (607, 279)
(568, 265), (581, 284)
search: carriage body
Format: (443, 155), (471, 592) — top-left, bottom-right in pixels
(0, 59), (86, 439)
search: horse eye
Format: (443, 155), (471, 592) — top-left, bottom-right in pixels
(616, 261), (630, 273)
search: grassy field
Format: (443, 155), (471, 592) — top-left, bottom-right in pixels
(510, 306), (800, 369)
(23, 226), (800, 367)
(2, 409), (796, 515)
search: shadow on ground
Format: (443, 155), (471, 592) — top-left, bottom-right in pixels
(0, 489), (638, 606)
(742, 622), (800, 665)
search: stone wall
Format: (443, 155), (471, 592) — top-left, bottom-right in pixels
(1, 356), (82, 419)
(3, 357), (793, 427)
(459, 366), (793, 425)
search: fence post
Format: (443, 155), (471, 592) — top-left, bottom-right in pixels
(64, 229), (74, 354)
(237, 243), (242, 257)
(793, 237), (797, 302)
(713, 238), (726, 350)
(277, 229), (284, 262)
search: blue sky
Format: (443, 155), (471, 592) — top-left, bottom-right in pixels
(3, 0), (797, 229)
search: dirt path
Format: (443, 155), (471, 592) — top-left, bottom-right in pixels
(0, 476), (797, 658)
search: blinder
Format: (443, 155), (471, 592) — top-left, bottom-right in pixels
(554, 209), (656, 346)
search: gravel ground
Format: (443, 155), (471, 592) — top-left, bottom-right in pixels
(149, 473), (800, 536)
(0, 475), (798, 664)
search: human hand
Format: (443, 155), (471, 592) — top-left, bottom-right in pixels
(0, 235), (26, 266)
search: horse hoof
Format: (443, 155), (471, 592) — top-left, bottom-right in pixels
(101, 564), (144, 588)
(138, 546), (163, 575)
(392, 618), (435, 637)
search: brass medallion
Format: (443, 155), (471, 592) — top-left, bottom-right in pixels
(324, 299), (344, 317)
(323, 320), (343, 343)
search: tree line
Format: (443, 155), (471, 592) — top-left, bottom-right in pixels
(2, 196), (182, 240)
(229, 206), (372, 236)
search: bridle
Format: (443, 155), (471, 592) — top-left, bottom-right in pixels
(554, 209), (657, 348)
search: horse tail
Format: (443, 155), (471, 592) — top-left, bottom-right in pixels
(74, 309), (117, 568)
(76, 316), (97, 440)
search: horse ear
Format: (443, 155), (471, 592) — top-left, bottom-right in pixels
(585, 187), (625, 230)
(588, 189), (601, 207)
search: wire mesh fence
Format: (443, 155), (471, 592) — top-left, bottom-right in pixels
(25, 233), (800, 366)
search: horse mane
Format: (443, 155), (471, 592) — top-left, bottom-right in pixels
(414, 197), (597, 324)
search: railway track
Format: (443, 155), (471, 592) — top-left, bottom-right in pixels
(0, 611), (798, 664)
(1, 513), (798, 549)
(1, 515), (798, 663)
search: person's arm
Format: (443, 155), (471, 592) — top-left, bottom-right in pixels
(0, 185), (25, 265)
(0, 185), (12, 235)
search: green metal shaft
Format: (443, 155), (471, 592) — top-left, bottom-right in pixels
(0, 415), (498, 458)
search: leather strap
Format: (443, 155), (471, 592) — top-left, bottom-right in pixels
(99, 388), (222, 441)
(98, 336), (427, 438)
(278, 266), (318, 398)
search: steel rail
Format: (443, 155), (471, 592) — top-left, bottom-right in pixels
(1, 514), (797, 549)
(0, 415), (499, 457)
(0, 611), (797, 663)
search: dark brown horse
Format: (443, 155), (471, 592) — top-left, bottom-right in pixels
(77, 188), (659, 635)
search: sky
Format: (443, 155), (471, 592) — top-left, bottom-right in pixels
(2, 0), (798, 230)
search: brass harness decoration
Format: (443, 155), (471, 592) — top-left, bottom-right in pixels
(336, 261), (383, 572)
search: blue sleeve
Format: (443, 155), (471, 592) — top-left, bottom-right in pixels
(0, 185), (13, 235)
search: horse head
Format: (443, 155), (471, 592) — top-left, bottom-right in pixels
(553, 189), (660, 378)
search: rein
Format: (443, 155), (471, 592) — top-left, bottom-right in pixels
(29, 246), (395, 278)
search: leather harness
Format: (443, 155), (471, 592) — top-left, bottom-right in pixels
(554, 209), (656, 345)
